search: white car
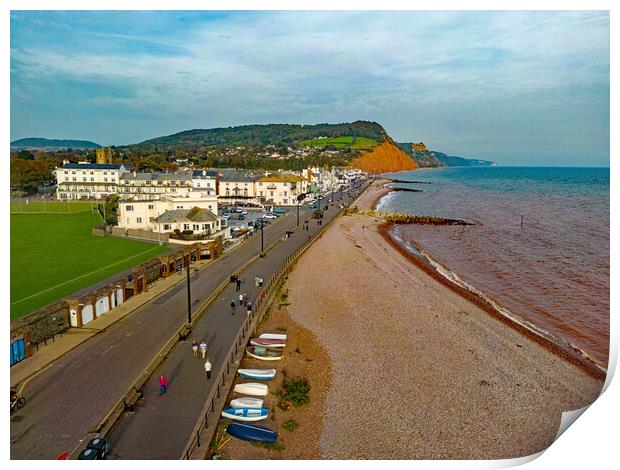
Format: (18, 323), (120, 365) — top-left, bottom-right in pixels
(264, 213), (278, 220)
(222, 213), (230, 220)
(241, 210), (248, 215)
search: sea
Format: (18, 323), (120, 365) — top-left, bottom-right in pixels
(378, 166), (610, 368)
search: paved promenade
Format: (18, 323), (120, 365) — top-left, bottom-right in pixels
(10, 189), (361, 459)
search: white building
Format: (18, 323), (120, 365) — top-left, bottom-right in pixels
(118, 172), (193, 201)
(256, 173), (308, 206)
(191, 169), (218, 195)
(118, 192), (219, 231)
(54, 162), (129, 200)
(217, 169), (260, 206)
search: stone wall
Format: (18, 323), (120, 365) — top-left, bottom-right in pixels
(11, 301), (70, 351)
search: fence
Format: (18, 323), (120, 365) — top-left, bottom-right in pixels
(181, 180), (371, 459)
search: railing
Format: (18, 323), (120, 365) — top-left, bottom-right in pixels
(181, 179), (371, 459)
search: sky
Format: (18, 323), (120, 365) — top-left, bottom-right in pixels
(10, 10), (610, 166)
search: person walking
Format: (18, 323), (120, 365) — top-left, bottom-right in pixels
(259, 277), (264, 288)
(230, 300), (236, 314)
(192, 340), (199, 358)
(236, 278), (242, 292)
(246, 302), (252, 315)
(255, 275), (260, 288)
(159, 375), (168, 395)
(239, 293), (244, 306)
(204, 358), (212, 379)
(199, 340), (207, 359)
(243, 293), (248, 305)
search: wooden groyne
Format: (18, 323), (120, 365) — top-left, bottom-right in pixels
(385, 178), (433, 184)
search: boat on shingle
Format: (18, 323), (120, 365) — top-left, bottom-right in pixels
(226, 422), (278, 443)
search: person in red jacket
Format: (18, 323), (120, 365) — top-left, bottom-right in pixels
(159, 375), (168, 395)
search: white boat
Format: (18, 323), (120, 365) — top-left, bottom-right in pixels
(238, 368), (277, 380)
(221, 407), (269, 422)
(250, 338), (286, 348)
(259, 333), (287, 341)
(230, 397), (264, 409)
(246, 347), (283, 361)
(233, 382), (269, 396)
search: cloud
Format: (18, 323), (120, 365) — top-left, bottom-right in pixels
(10, 11), (609, 164)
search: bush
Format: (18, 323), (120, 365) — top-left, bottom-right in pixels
(283, 419), (299, 432)
(278, 377), (310, 408)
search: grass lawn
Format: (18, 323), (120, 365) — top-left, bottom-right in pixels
(300, 135), (379, 150)
(10, 209), (169, 319)
(10, 199), (96, 213)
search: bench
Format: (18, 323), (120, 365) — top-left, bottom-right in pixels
(123, 386), (144, 412)
(179, 323), (192, 340)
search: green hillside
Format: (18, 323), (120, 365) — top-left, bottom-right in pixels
(132, 121), (385, 150)
(11, 137), (101, 149)
(300, 136), (379, 150)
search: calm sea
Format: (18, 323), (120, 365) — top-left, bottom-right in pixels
(379, 167), (610, 367)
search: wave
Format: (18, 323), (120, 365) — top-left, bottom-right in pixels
(387, 227), (607, 376)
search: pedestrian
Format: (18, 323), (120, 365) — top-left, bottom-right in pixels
(199, 340), (207, 359)
(243, 293), (248, 305)
(159, 375), (168, 395)
(230, 275), (236, 284)
(239, 293), (244, 306)
(192, 340), (199, 357)
(255, 275), (260, 287)
(246, 302), (252, 315)
(259, 277), (264, 288)
(204, 358), (212, 379)
(230, 300), (236, 314)
(236, 278), (241, 292)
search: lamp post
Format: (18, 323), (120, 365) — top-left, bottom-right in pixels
(186, 261), (192, 325)
(260, 219), (264, 255)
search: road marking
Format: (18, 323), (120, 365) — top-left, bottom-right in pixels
(11, 247), (161, 306)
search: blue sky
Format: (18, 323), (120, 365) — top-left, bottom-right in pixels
(10, 10), (610, 166)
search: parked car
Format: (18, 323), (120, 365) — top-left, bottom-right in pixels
(273, 208), (286, 214)
(222, 213), (230, 220)
(248, 220), (255, 227)
(238, 214), (245, 220)
(264, 213), (278, 220)
(308, 203), (318, 209)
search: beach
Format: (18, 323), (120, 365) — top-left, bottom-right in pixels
(221, 178), (604, 459)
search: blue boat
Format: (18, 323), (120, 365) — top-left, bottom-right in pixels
(226, 422), (278, 443)
(221, 407), (269, 422)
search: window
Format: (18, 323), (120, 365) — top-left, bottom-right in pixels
(283, 191), (287, 196)
(193, 224), (199, 230)
(83, 177), (87, 182)
(126, 205), (134, 211)
(104, 177), (108, 182)
(90, 171), (94, 175)
(72, 171), (76, 174)
(72, 177), (77, 181)
(202, 224), (207, 230)
(184, 224), (190, 230)
(111, 178), (115, 183)
(91, 177), (94, 182)
(164, 224), (171, 230)
(176, 206), (183, 209)
(148, 204), (154, 210)
(136, 217), (142, 223)
(82, 171), (86, 175)
(149, 217), (155, 222)
(64, 170), (68, 174)
(103, 171), (107, 175)
(270, 191), (274, 197)
(258, 182), (263, 186)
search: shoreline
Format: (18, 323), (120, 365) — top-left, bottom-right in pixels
(371, 179), (606, 380)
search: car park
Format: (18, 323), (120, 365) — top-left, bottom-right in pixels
(264, 213), (278, 220)
(222, 213), (230, 220)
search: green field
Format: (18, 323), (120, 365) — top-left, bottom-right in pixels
(10, 200), (96, 213)
(299, 135), (379, 150)
(10, 207), (169, 319)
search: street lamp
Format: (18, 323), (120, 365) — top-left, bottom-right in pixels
(260, 219), (264, 255)
(186, 261), (192, 325)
